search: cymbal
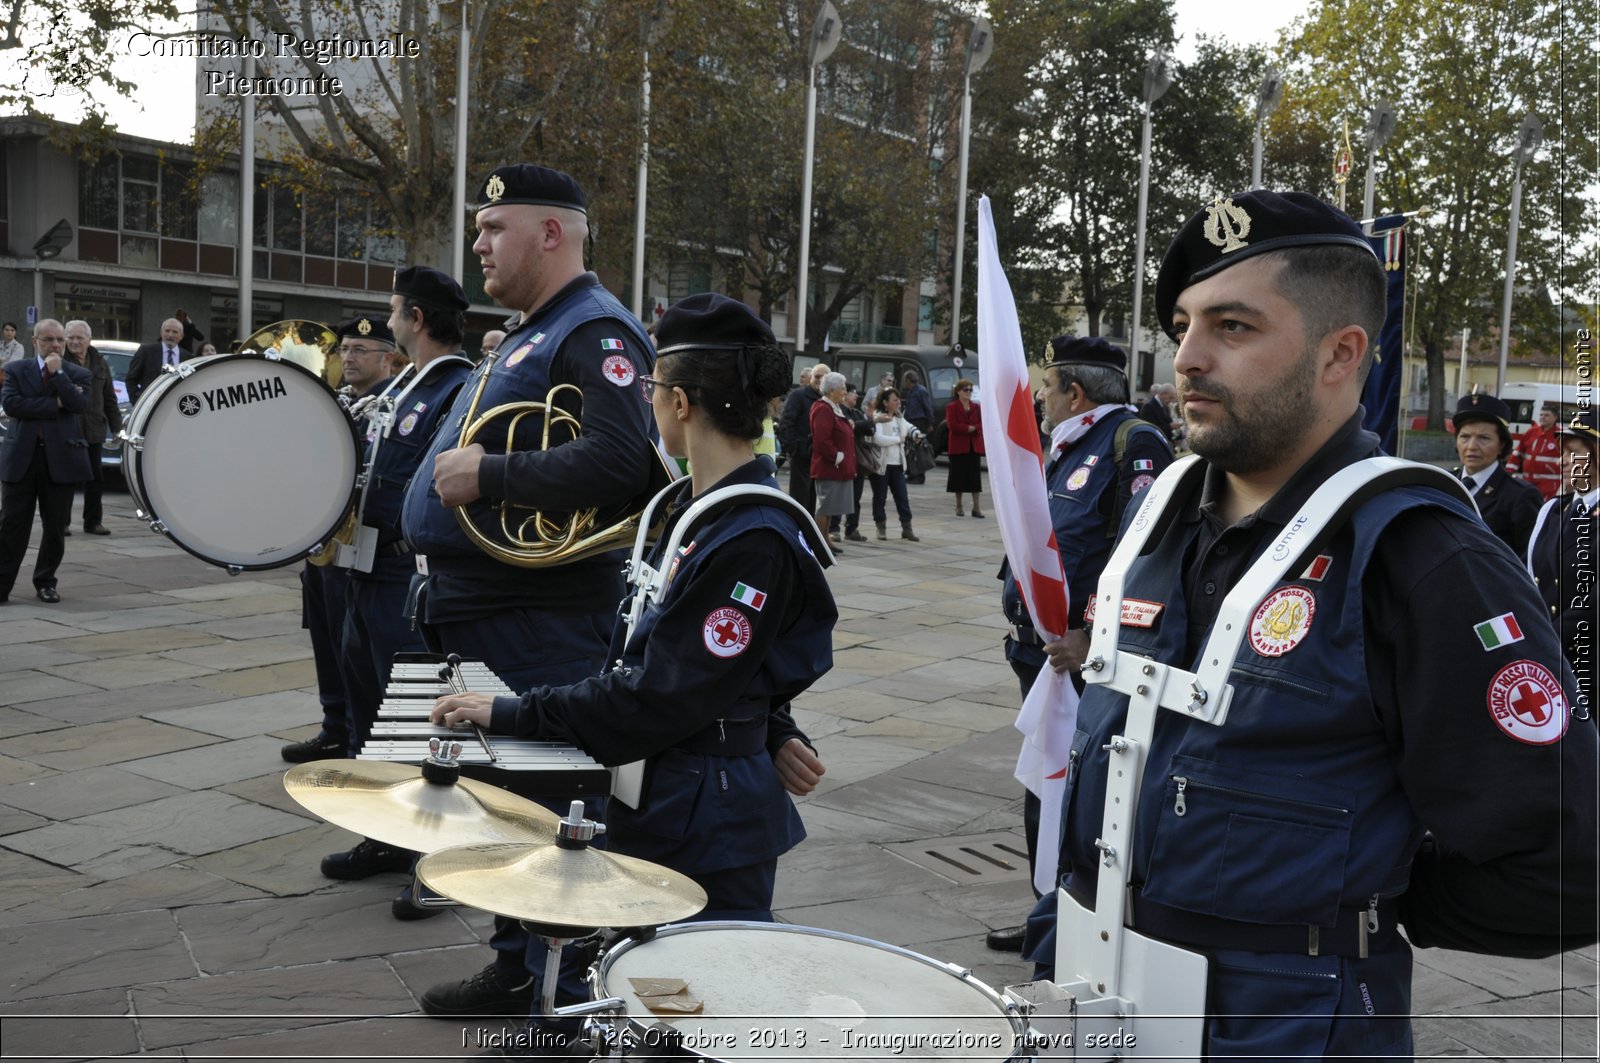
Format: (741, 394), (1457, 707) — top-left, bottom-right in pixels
(418, 841), (707, 929)
(283, 760), (559, 853)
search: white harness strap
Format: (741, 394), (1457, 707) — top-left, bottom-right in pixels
(609, 481), (833, 807)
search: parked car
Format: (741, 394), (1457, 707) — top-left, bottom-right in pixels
(0, 338), (138, 479)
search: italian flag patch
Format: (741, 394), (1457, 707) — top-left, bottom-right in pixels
(1134, 458), (1154, 471)
(600, 338), (625, 351)
(1474, 612), (1525, 651)
(730, 582), (767, 611)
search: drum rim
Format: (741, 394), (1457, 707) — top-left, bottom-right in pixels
(123, 353), (363, 571)
(591, 920), (1026, 1056)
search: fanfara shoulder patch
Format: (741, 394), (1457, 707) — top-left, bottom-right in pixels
(504, 342), (535, 368)
(1486, 659), (1568, 745)
(1130, 473), (1156, 496)
(1249, 585), (1315, 657)
(397, 410), (420, 436)
(1119, 598), (1164, 628)
(703, 607), (753, 658)
(1066, 466), (1092, 492)
(602, 354), (636, 387)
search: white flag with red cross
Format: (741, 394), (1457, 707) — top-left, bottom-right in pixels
(975, 195), (1079, 897)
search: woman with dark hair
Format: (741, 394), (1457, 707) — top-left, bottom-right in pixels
(945, 378), (985, 516)
(869, 386), (921, 540)
(1452, 392), (1540, 555)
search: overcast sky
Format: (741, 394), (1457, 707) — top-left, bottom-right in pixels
(41, 0), (1312, 144)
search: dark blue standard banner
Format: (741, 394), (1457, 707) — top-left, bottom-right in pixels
(1362, 214), (1408, 455)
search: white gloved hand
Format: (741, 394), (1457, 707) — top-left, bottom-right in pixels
(834, 451), (845, 466)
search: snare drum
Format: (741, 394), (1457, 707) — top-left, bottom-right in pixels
(122, 354), (362, 571)
(590, 922), (1028, 1060)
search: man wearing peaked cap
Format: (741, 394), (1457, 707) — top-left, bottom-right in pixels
(393, 264), (471, 314)
(334, 314), (398, 397)
(987, 332), (1173, 954)
(1024, 189), (1597, 1060)
(1527, 406), (1598, 714)
(1452, 391), (1540, 554)
(401, 164), (662, 1027)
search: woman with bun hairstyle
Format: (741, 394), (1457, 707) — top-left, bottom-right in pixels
(435, 291), (834, 924)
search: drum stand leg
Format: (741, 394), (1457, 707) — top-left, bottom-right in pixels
(536, 932), (576, 1020)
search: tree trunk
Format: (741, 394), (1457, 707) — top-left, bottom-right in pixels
(1423, 336), (1446, 431)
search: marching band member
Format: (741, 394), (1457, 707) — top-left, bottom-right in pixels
(317, 279), (478, 917)
(433, 293), (835, 1058)
(1450, 391), (1541, 556)
(1024, 191), (1596, 1061)
(403, 164), (659, 1019)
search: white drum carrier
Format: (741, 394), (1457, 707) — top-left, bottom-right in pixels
(122, 353), (362, 571)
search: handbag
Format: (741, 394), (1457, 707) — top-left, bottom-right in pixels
(855, 436), (883, 476)
(906, 436), (935, 477)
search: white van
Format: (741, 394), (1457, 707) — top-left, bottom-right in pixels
(1499, 382), (1582, 435)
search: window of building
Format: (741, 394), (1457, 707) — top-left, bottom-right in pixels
(304, 190), (336, 257)
(197, 172), (238, 245)
(271, 184), (302, 251)
(337, 195), (368, 259)
(253, 182), (270, 248)
(121, 155), (159, 234)
(918, 295), (934, 331)
(80, 156), (119, 229)
(161, 162), (198, 240)
(667, 260), (712, 303)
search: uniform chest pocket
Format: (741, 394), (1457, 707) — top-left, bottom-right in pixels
(1142, 756), (1354, 927)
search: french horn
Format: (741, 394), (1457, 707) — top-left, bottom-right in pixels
(452, 361), (675, 568)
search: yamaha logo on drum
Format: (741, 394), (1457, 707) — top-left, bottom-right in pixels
(178, 394), (202, 417)
(201, 376), (290, 412)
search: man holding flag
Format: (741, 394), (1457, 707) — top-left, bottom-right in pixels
(986, 334), (1173, 953)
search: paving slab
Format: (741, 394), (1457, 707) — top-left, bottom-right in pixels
(181, 611), (305, 640)
(797, 732), (928, 793)
(49, 626), (224, 660)
(0, 987), (142, 1061)
(0, 863), (268, 927)
(0, 909), (195, 1001)
(778, 891), (992, 946)
(40, 654), (217, 690)
(0, 849), (96, 911)
(0, 669), (102, 705)
(216, 769), (321, 819)
(841, 716), (977, 752)
(0, 643), (95, 671)
(809, 775), (1012, 836)
(159, 633), (313, 671)
(0, 617), (99, 645)
(119, 733), (297, 790)
(190, 821), (368, 897)
(0, 717), (219, 771)
(131, 957), (416, 1049)
(0, 752), (55, 786)
(176, 888), (478, 974)
(5, 680), (232, 727)
(192, 659), (317, 697)
(0, 802), (47, 836)
(899, 696), (1021, 733)
(142, 689), (317, 739)
(163, 580), (296, 602)
(51, 604), (219, 633)
(182, 590), (304, 618)
(773, 842), (948, 909)
(0, 705), (71, 741)
(0, 764), (188, 819)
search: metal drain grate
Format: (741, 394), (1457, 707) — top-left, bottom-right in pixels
(885, 831), (1031, 884)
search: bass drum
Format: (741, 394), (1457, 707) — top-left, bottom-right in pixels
(123, 354), (362, 571)
(590, 922), (1029, 1060)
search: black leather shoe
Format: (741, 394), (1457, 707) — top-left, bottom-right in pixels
(61, 527), (71, 537)
(280, 732), (347, 763)
(84, 524), (110, 535)
(985, 924), (1027, 952)
(320, 837), (412, 880)
(421, 961), (537, 1018)
(35, 586), (60, 604)
(392, 882), (444, 921)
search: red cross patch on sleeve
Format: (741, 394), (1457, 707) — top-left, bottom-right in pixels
(703, 607), (752, 658)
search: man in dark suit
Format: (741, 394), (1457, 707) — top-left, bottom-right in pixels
(0, 319), (92, 603)
(1453, 392), (1541, 556)
(1136, 382), (1177, 442)
(126, 318), (189, 402)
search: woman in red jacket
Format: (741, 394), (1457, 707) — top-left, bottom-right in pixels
(809, 371), (857, 547)
(944, 379), (984, 517)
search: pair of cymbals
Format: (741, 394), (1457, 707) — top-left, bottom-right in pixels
(284, 760), (705, 929)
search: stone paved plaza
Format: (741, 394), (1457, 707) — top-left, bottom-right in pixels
(0, 478), (1594, 1060)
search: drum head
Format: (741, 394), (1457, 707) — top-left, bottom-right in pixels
(595, 922), (1024, 1060)
(127, 355), (360, 569)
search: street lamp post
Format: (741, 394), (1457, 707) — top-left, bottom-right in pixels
(632, 2), (671, 322)
(452, 0), (469, 283)
(1250, 66), (1283, 190)
(1360, 99), (1398, 235)
(1497, 113), (1544, 394)
(794, 0), (841, 355)
(1128, 50), (1172, 375)
(238, 11), (255, 336)
(949, 16), (992, 349)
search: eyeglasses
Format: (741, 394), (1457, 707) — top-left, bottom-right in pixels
(339, 346), (383, 357)
(640, 375), (663, 399)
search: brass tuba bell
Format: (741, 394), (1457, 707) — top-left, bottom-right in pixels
(452, 364), (675, 568)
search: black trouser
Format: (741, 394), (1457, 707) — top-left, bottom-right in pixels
(79, 450), (105, 528)
(787, 457), (815, 512)
(300, 562), (352, 740)
(844, 475), (866, 533)
(0, 445), (76, 595)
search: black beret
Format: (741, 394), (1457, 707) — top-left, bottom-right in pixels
(1558, 407), (1600, 443)
(393, 265), (469, 312)
(655, 293), (776, 356)
(334, 314), (395, 346)
(473, 164), (586, 214)
(1155, 190), (1377, 338)
(1453, 392), (1513, 429)
(1044, 334), (1127, 373)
